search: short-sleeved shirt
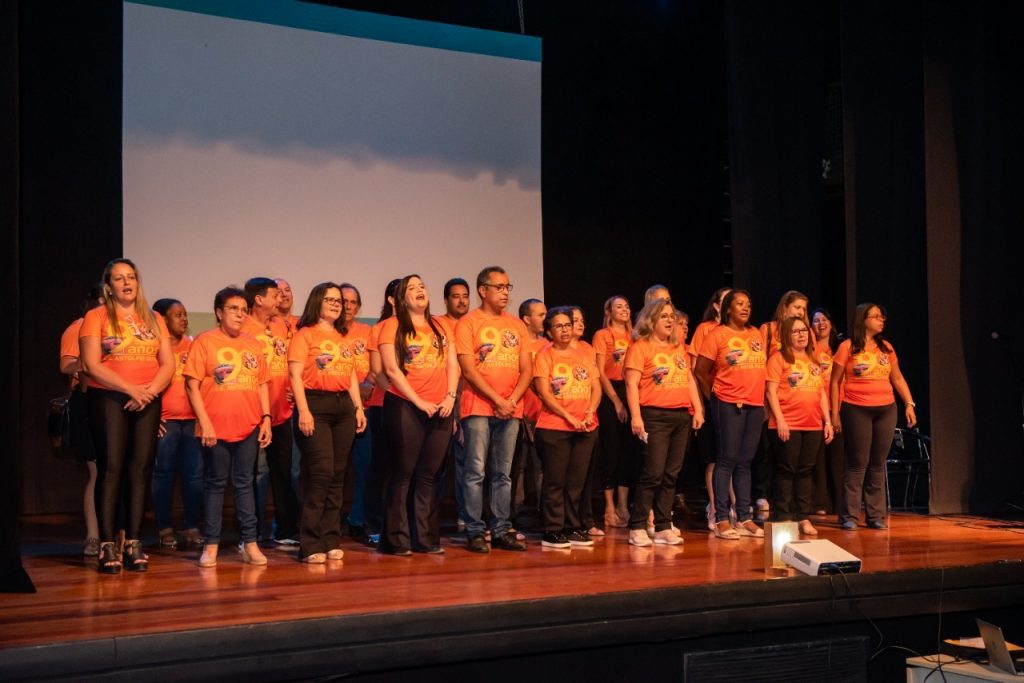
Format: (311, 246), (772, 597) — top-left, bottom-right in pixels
(592, 327), (631, 382)
(765, 352), (825, 430)
(366, 319), (389, 408)
(533, 344), (599, 431)
(183, 328), (268, 443)
(288, 325), (356, 393)
(378, 316), (450, 404)
(60, 318), (84, 389)
(522, 336), (549, 423)
(813, 339), (834, 388)
(162, 335), (195, 421)
(241, 316), (293, 426)
(760, 321), (783, 358)
(341, 321), (372, 384)
(833, 340), (897, 407)
(79, 306), (168, 389)
(689, 321), (718, 361)
(624, 338), (693, 410)
(455, 309), (529, 419)
(698, 325), (767, 406)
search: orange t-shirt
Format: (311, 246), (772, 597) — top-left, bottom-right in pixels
(760, 321), (783, 358)
(765, 352), (826, 430)
(79, 306), (168, 389)
(161, 336), (195, 421)
(455, 309), (529, 419)
(288, 325), (356, 393)
(533, 344), (599, 431)
(276, 313), (300, 338)
(699, 325), (767, 406)
(689, 321), (717, 360)
(522, 336), (549, 423)
(833, 340), (897, 407)
(241, 316), (293, 426)
(624, 338), (693, 409)
(341, 321), (372, 384)
(378, 316), (450, 404)
(183, 328), (269, 443)
(60, 318), (83, 389)
(813, 339), (834, 388)
(366, 320), (388, 408)
(592, 327), (630, 382)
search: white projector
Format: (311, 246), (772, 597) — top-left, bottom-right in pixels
(781, 540), (862, 576)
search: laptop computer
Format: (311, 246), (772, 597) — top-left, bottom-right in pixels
(977, 618), (1024, 676)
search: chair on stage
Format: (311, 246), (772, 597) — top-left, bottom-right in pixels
(886, 427), (931, 512)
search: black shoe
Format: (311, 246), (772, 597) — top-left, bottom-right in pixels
(467, 534), (489, 554)
(380, 546), (412, 557)
(491, 531), (527, 551)
(541, 532), (570, 548)
(123, 539), (149, 572)
(565, 529), (594, 546)
(346, 525), (365, 539)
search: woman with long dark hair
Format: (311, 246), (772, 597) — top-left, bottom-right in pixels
(288, 282), (367, 563)
(378, 275), (460, 555)
(694, 289), (766, 540)
(831, 303), (916, 530)
(185, 286), (272, 568)
(811, 307), (842, 514)
(79, 258), (174, 573)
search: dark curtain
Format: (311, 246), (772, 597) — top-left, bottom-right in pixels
(724, 0), (829, 311)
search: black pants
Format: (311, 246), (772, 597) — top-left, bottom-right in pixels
(363, 405), (389, 535)
(262, 420), (298, 539)
(769, 429), (823, 521)
(840, 402), (896, 524)
(536, 427), (598, 532)
(629, 407), (692, 531)
(295, 391), (356, 557)
(88, 388), (161, 540)
(382, 393), (454, 552)
(752, 421), (773, 503)
(596, 380), (636, 489)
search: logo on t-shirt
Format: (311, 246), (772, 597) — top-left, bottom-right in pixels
(612, 343), (627, 364)
(674, 354), (687, 371)
(273, 338), (287, 357)
(101, 336), (124, 355)
(242, 351), (259, 370)
(315, 352), (334, 370)
(501, 329), (520, 348)
(214, 363), (234, 384)
(573, 365), (589, 382)
(353, 339), (366, 356)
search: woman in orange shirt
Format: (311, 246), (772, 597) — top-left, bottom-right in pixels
(765, 317), (834, 536)
(378, 275), (460, 555)
(592, 295), (633, 529)
(534, 307), (603, 548)
(79, 258), (174, 573)
(811, 307), (842, 514)
(151, 298), (203, 549)
(289, 282), (367, 563)
(695, 289), (766, 540)
(185, 287), (272, 568)
(831, 303), (916, 530)
(568, 305), (603, 537)
(624, 299), (704, 547)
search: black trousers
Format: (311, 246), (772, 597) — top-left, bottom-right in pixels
(363, 405), (389, 535)
(262, 420), (298, 539)
(381, 393), (454, 552)
(88, 388), (161, 540)
(595, 380), (636, 489)
(629, 407), (692, 531)
(769, 429), (823, 521)
(536, 427), (598, 532)
(295, 391), (356, 557)
(840, 402), (896, 524)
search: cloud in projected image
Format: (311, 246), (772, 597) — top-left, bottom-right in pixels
(123, 5), (541, 190)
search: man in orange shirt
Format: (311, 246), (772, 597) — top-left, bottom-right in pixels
(443, 278), (470, 325)
(440, 278), (471, 530)
(455, 267), (532, 552)
(514, 297), (547, 521)
(243, 277), (299, 545)
(274, 278), (300, 332)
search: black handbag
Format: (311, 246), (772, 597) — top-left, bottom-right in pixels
(48, 392), (72, 449)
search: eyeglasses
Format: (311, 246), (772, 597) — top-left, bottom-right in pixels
(323, 297), (343, 305)
(223, 305), (249, 315)
(483, 283), (514, 293)
(551, 322), (573, 331)
(791, 329), (810, 336)
(866, 314), (886, 321)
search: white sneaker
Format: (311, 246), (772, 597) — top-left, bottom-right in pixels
(653, 529), (682, 545)
(628, 529), (653, 547)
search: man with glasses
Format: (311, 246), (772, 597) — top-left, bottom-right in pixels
(455, 267), (533, 552)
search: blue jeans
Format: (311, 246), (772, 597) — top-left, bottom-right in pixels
(151, 419), (203, 530)
(346, 424), (373, 528)
(202, 429), (259, 545)
(461, 415), (520, 536)
(711, 396), (764, 523)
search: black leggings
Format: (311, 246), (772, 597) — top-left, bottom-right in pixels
(88, 388), (161, 540)
(382, 393), (454, 552)
(596, 380), (636, 489)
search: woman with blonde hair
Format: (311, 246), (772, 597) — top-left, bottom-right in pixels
(592, 295), (633, 528)
(80, 258), (174, 573)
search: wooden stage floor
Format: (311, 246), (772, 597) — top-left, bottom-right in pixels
(3, 511), (1024, 680)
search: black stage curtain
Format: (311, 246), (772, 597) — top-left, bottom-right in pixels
(723, 0), (829, 313)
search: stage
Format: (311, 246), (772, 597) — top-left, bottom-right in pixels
(3, 511), (1024, 681)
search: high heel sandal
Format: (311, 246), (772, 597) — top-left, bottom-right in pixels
(97, 541), (122, 574)
(123, 539), (149, 572)
(604, 512), (627, 528)
(158, 528), (178, 549)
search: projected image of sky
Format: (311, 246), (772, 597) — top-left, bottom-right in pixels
(123, 0), (542, 317)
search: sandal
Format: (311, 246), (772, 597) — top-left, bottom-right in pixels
(714, 521), (740, 540)
(799, 520), (819, 536)
(604, 512), (627, 528)
(184, 528), (204, 547)
(159, 528), (178, 549)
(97, 541), (122, 574)
(123, 539), (149, 572)
(84, 537), (100, 557)
(735, 520), (764, 538)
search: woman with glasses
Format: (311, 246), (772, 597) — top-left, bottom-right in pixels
(288, 283), (367, 563)
(765, 317), (834, 536)
(830, 303), (916, 530)
(185, 287), (272, 567)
